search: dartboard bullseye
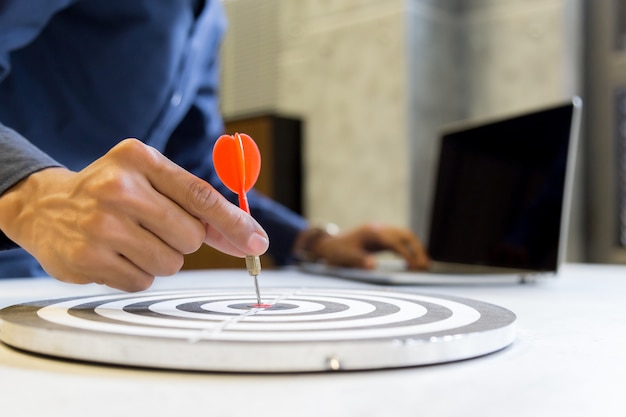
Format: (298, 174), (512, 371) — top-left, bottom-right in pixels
(0, 288), (516, 372)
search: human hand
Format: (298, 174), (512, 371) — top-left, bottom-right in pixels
(0, 139), (268, 291)
(295, 223), (429, 270)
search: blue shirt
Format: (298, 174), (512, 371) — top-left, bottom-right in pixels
(0, 0), (307, 277)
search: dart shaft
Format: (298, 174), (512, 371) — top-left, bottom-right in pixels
(238, 192), (250, 214)
(252, 274), (262, 305)
(245, 255), (262, 304)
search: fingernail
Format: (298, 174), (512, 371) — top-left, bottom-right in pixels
(247, 232), (269, 255)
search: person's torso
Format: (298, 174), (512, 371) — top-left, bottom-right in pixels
(0, 0), (226, 170)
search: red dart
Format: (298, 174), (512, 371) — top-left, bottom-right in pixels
(212, 132), (261, 213)
(212, 132), (265, 307)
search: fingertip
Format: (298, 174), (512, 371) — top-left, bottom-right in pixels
(246, 232), (269, 255)
(125, 275), (156, 292)
(362, 255), (377, 270)
(410, 255), (430, 271)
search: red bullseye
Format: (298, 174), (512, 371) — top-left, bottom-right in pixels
(250, 303), (273, 309)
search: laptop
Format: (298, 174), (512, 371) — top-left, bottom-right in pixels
(300, 97), (583, 285)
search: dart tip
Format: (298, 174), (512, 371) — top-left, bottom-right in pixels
(253, 274), (262, 305)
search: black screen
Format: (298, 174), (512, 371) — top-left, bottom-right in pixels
(427, 102), (577, 272)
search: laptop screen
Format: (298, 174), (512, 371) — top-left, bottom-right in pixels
(426, 99), (581, 273)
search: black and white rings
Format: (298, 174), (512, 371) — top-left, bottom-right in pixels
(0, 288), (516, 372)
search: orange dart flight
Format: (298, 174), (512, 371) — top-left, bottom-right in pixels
(212, 132), (261, 214)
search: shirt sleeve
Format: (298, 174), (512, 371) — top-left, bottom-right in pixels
(0, 124), (63, 249)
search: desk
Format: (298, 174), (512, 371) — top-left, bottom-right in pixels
(0, 263), (624, 416)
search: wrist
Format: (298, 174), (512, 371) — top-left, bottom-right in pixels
(0, 167), (70, 245)
(294, 223), (338, 262)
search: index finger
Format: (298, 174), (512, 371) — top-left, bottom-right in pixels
(128, 140), (269, 256)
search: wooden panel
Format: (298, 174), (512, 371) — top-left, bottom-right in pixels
(183, 114), (302, 270)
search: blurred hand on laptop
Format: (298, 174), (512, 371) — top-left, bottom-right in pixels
(293, 223), (430, 271)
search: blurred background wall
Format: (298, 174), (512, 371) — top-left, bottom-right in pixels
(220, 0), (586, 261)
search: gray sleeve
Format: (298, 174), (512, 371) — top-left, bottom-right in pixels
(0, 123), (62, 194)
(0, 122), (63, 249)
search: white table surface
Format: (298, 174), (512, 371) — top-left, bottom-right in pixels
(0, 263), (624, 417)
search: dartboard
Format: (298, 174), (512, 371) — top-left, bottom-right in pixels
(0, 288), (516, 372)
